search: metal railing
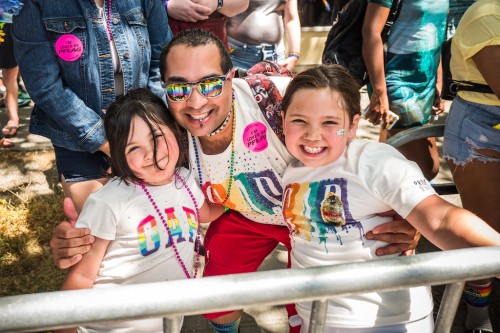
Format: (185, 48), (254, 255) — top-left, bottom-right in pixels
(1, 247), (499, 333)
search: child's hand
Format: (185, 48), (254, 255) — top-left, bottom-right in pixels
(364, 210), (421, 256)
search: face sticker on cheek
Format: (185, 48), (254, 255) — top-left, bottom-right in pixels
(243, 122), (268, 152)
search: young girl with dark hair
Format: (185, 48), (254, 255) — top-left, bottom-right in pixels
(56, 88), (223, 333)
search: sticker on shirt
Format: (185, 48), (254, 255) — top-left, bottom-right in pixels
(55, 34), (84, 62)
(413, 179), (433, 192)
(320, 192), (346, 227)
(243, 122), (268, 152)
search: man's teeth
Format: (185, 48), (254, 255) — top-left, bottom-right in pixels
(190, 112), (209, 120)
(303, 146), (323, 154)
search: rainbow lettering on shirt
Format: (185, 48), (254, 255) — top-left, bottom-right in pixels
(164, 207), (186, 247)
(183, 206), (199, 242)
(137, 215), (161, 256)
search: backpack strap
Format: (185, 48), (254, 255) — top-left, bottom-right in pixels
(243, 74), (286, 146)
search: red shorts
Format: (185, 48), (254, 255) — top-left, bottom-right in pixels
(202, 209), (292, 319)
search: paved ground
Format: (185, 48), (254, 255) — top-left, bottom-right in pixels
(1, 92), (498, 333)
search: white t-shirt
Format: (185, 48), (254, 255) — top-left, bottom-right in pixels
(75, 168), (204, 333)
(188, 77), (293, 225)
(282, 140), (436, 328)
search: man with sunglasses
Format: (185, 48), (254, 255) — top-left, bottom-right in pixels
(50, 29), (421, 333)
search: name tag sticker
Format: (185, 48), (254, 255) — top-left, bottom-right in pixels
(55, 34), (83, 62)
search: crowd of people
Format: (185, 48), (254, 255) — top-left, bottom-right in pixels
(1, 0), (499, 333)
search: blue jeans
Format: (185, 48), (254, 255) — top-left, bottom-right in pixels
(228, 36), (285, 71)
(443, 96), (500, 165)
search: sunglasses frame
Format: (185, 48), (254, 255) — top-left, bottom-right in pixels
(163, 70), (232, 102)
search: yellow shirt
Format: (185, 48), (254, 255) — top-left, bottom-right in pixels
(450, 0), (500, 106)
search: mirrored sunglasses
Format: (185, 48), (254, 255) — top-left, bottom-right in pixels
(164, 71), (231, 102)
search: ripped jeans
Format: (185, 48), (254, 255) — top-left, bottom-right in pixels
(443, 96), (500, 165)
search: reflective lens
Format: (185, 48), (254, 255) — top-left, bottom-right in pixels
(165, 73), (229, 102)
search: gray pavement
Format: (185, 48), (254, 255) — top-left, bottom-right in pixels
(1, 93), (498, 333)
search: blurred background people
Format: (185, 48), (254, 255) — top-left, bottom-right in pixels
(226, 0), (301, 71)
(167, 0), (249, 49)
(362, 0), (448, 180)
(443, 1), (500, 332)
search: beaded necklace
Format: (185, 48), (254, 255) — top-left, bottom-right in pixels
(103, 0), (113, 41)
(206, 108), (232, 137)
(139, 172), (201, 279)
(192, 96), (236, 205)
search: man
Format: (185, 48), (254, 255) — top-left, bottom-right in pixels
(50, 29), (420, 333)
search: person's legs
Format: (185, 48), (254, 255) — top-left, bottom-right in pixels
(1, 66), (19, 137)
(0, 23), (20, 138)
(202, 210), (296, 332)
(443, 97), (500, 332)
(380, 126), (440, 180)
(53, 146), (110, 213)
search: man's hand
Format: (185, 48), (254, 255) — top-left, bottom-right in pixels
(50, 198), (94, 269)
(365, 210), (421, 256)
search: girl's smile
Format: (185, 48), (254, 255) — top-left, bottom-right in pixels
(283, 88), (359, 167)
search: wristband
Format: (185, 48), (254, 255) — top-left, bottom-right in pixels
(288, 52), (300, 59)
(165, 0), (168, 12)
(216, 0), (223, 11)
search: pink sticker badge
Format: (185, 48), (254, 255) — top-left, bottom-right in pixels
(243, 122), (268, 152)
(55, 34), (83, 62)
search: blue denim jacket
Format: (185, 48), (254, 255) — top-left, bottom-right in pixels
(12, 0), (172, 152)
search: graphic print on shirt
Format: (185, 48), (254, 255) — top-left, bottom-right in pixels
(138, 215), (161, 256)
(136, 205), (198, 256)
(203, 169), (283, 216)
(283, 178), (364, 247)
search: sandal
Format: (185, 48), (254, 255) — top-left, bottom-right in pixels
(2, 125), (19, 138)
(0, 137), (14, 148)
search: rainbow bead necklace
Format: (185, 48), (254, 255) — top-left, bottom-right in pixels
(192, 96), (236, 205)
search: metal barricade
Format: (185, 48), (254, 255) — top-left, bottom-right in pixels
(1, 247), (499, 333)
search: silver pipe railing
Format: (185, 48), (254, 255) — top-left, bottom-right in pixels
(1, 247), (499, 333)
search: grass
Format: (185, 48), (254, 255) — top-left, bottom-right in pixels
(0, 151), (67, 297)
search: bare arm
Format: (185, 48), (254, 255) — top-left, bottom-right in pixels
(472, 45), (500, 100)
(407, 195), (500, 250)
(53, 237), (110, 333)
(361, 3), (391, 126)
(432, 56), (445, 117)
(199, 200), (225, 223)
(50, 198), (94, 269)
(280, 0), (301, 71)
